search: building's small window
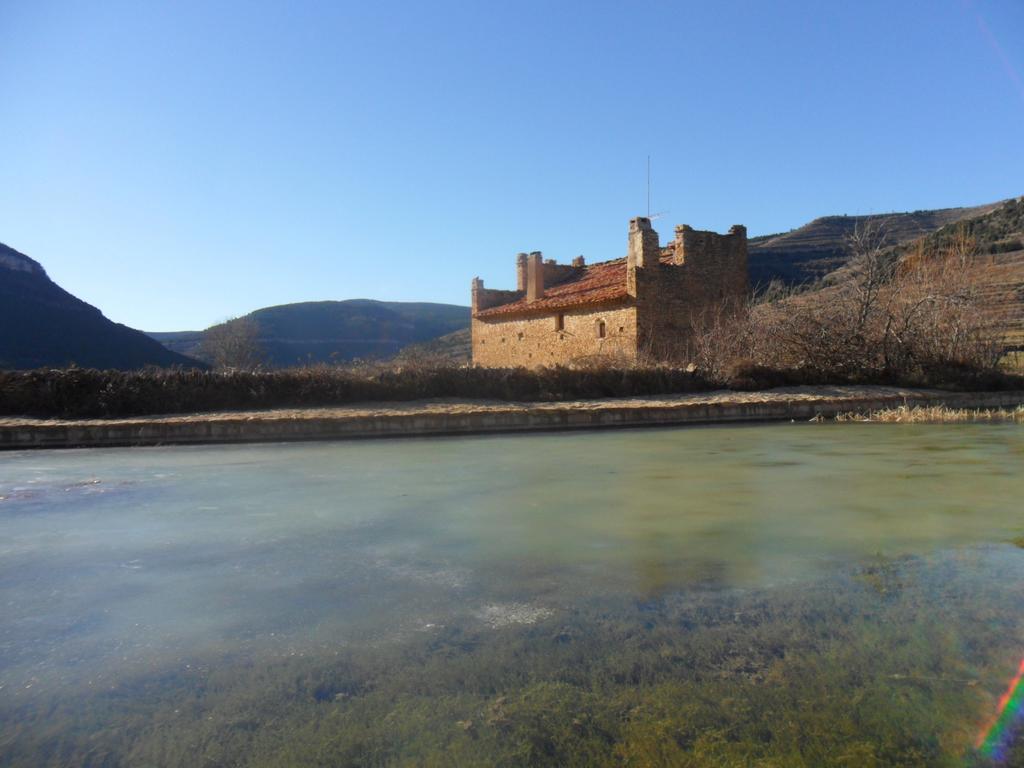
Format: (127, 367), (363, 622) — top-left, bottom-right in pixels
(597, 320), (606, 339)
(618, 326), (625, 333)
(500, 337), (506, 344)
(555, 314), (565, 331)
(517, 332), (524, 340)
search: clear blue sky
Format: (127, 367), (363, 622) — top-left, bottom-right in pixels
(1, 0), (1022, 331)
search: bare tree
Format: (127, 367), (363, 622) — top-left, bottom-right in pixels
(199, 316), (265, 370)
(845, 220), (894, 333)
(880, 231), (1002, 376)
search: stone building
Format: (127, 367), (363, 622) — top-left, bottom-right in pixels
(471, 217), (747, 367)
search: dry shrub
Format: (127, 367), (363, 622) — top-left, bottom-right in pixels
(686, 300), (752, 382)
(880, 239), (1003, 379)
(0, 363), (714, 419)
(690, 223), (1014, 389)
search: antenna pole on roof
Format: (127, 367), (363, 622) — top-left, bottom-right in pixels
(647, 155), (650, 218)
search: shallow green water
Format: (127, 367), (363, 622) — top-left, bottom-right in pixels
(1, 423), (1023, 766)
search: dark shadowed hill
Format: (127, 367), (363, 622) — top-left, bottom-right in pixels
(0, 242), (202, 370)
(748, 202), (1004, 288)
(151, 300), (471, 367)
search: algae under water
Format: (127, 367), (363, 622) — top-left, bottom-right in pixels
(1, 422), (1023, 766)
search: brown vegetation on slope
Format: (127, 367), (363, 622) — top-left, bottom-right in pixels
(902, 197), (1024, 350)
(393, 327), (472, 365)
(689, 213), (1016, 389)
(747, 201), (1004, 287)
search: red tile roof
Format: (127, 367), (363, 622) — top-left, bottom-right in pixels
(474, 259), (631, 318)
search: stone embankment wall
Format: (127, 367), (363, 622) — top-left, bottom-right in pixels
(3, 387), (1022, 450)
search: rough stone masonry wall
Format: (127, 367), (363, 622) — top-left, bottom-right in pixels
(634, 226), (748, 360)
(471, 303), (637, 368)
(674, 225), (748, 300)
(472, 282), (522, 312)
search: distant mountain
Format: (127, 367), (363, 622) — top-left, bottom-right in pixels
(748, 202), (1004, 288)
(151, 300), (471, 367)
(145, 330), (203, 357)
(0, 242), (202, 370)
(395, 327), (472, 365)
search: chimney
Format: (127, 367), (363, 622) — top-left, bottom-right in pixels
(516, 253), (528, 291)
(572, 255), (585, 267)
(627, 217), (660, 269)
(471, 277), (483, 313)
(526, 251), (544, 302)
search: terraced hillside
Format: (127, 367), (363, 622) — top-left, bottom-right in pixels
(748, 202), (1003, 288)
(794, 198), (1024, 352)
(900, 198), (1024, 349)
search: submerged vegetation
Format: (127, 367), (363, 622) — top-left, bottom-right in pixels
(3, 552), (1024, 766)
(3, 421), (1024, 765)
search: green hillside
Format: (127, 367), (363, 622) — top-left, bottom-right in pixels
(156, 300), (471, 368)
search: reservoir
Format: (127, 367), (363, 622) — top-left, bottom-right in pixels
(2, 423), (1023, 765)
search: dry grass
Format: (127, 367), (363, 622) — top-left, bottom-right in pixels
(1002, 350), (1024, 372)
(834, 403), (1024, 423)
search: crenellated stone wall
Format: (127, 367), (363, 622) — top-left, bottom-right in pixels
(471, 278), (522, 313)
(671, 223), (748, 300)
(634, 224), (748, 359)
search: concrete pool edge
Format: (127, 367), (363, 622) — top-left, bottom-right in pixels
(2, 386), (1023, 449)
